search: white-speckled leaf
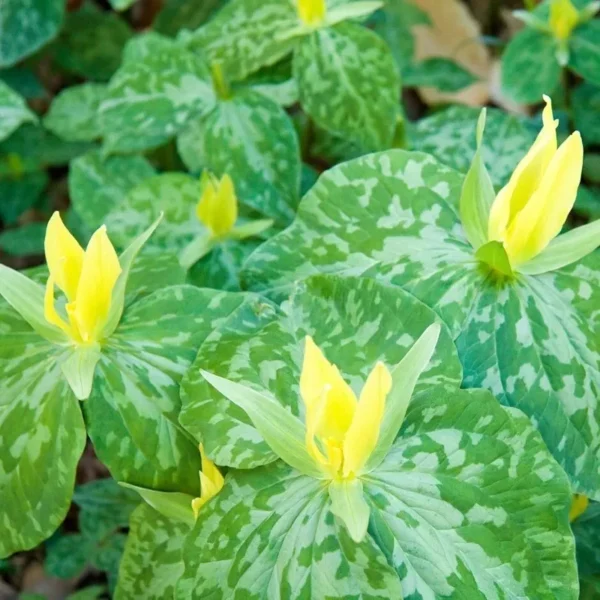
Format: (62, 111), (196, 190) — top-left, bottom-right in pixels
(0, 80), (37, 142)
(115, 504), (189, 600)
(178, 389), (577, 599)
(180, 274), (460, 469)
(177, 88), (300, 225)
(99, 40), (215, 153)
(242, 149), (600, 499)
(44, 83), (106, 142)
(408, 106), (536, 187)
(69, 150), (156, 230)
(0, 0), (65, 68)
(294, 22), (400, 151)
(85, 286), (257, 494)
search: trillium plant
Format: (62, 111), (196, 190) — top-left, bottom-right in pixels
(1, 0), (600, 598)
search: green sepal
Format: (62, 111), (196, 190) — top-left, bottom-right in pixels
(579, 1), (600, 22)
(0, 264), (67, 344)
(120, 482), (196, 527)
(60, 343), (102, 401)
(459, 109), (496, 250)
(328, 478), (370, 543)
(519, 219), (600, 275)
(365, 323), (441, 473)
(229, 218), (273, 241)
(102, 214), (163, 338)
(179, 234), (216, 271)
(200, 370), (323, 479)
(475, 240), (514, 277)
(512, 9), (550, 31)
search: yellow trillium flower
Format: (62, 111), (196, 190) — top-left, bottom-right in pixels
(297, 0), (326, 26)
(300, 336), (392, 480)
(487, 96), (583, 268)
(569, 493), (589, 522)
(44, 212), (121, 344)
(549, 0), (580, 40)
(192, 445), (225, 518)
(196, 173), (238, 238)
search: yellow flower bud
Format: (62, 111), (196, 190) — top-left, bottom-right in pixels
(549, 0), (579, 40)
(487, 96), (583, 268)
(44, 212), (121, 344)
(297, 0), (327, 26)
(192, 445), (225, 519)
(300, 336), (392, 480)
(569, 493), (588, 522)
(196, 172), (238, 238)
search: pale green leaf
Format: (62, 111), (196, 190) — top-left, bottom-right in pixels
(518, 220), (600, 274)
(459, 109), (496, 249)
(365, 323), (441, 472)
(475, 240), (514, 276)
(0, 265), (67, 344)
(200, 370), (323, 478)
(120, 483), (195, 527)
(569, 20), (600, 87)
(180, 234), (216, 270)
(60, 343), (102, 401)
(229, 218), (274, 241)
(328, 478), (370, 543)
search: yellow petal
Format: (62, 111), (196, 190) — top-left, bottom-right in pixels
(550, 0), (579, 40)
(44, 275), (75, 337)
(44, 212), (85, 301)
(196, 173), (238, 238)
(504, 131), (583, 266)
(569, 493), (588, 522)
(300, 336), (357, 442)
(488, 96), (557, 242)
(297, 0), (326, 25)
(342, 362), (391, 478)
(70, 225), (121, 343)
(193, 445), (225, 519)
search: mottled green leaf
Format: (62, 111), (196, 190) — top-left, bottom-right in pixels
(85, 286), (255, 494)
(44, 83), (106, 142)
(408, 105), (536, 187)
(501, 28), (561, 104)
(0, 222), (46, 256)
(69, 150), (156, 230)
(572, 501), (600, 577)
(0, 67), (46, 100)
(0, 0), (64, 68)
(120, 482), (195, 526)
(116, 504), (189, 600)
(0, 81), (36, 142)
(372, 0), (430, 74)
(179, 391), (576, 598)
(569, 20), (600, 86)
(403, 57), (478, 92)
(53, 3), (132, 81)
(242, 149), (600, 499)
(294, 23), (399, 151)
(0, 308), (85, 557)
(105, 173), (202, 251)
(154, 0), (224, 36)
(180, 274), (460, 469)
(572, 82), (600, 146)
(0, 170), (47, 225)
(99, 41), (214, 153)
(177, 89), (300, 225)
(45, 534), (91, 579)
(177, 463), (403, 599)
(0, 124), (92, 171)
(183, 0), (298, 81)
